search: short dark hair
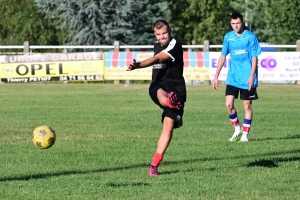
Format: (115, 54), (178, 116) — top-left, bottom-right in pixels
(230, 13), (243, 22)
(153, 19), (170, 31)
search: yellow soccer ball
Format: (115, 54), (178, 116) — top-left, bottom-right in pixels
(32, 125), (56, 149)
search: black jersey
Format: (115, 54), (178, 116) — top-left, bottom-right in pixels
(152, 38), (186, 102)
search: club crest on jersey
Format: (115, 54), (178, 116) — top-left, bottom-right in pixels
(153, 63), (166, 69)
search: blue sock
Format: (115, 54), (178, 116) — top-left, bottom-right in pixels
(229, 112), (237, 120)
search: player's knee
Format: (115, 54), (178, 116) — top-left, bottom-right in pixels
(226, 102), (234, 110)
(157, 88), (166, 97)
(243, 103), (252, 111)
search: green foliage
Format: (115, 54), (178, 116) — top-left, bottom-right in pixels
(230, 0), (261, 30)
(129, 0), (171, 45)
(0, 84), (299, 199)
(169, 0), (238, 45)
(35, 0), (171, 46)
(168, 0), (192, 44)
(260, 0), (300, 44)
(231, 0), (300, 44)
(230, 0), (266, 42)
(35, 0), (135, 46)
(1, 0), (299, 48)
(0, 0), (65, 48)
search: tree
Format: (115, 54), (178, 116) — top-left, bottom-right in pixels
(35, 0), (171, 46)
(169, 0), (237, 45)
(168, 0), (192, 44)
(0, 0), (64, 49)
(129, 0), (171, 45)
(260, 0), (300, 44)
(231, 0), (300, 45)
(230, 0), (267, 42)
(35, 0), (135, 47)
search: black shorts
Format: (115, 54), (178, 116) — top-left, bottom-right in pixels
(226, 85), (258, 100)
(149, 83), (184, 129)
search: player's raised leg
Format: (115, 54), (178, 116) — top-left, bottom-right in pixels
(156, 88), (182, 110)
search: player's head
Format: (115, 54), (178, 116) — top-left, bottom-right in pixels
(153, 19), (172, 47)
(231, 13), (244, 22)
(230, 13), (244, 34)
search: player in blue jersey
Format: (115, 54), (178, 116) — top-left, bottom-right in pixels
(212, 13), (261, 142)
(127, 20), (186, 176)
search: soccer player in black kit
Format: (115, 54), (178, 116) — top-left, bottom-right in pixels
(127, 19), (186, 176)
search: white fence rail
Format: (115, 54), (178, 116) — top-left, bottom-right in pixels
(1, 44), (297, 49)
(0, 40), (299, 54)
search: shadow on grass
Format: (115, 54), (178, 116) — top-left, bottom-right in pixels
(106, 182), (150, 187)
(1, 149), (300, 182)
(247, 159), (278, 168)
(0, 163), (148, 182)
(246, 156), (300, 168)
(252, 134), (300, 141)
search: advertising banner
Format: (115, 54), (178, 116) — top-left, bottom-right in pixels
(183, 52), (210, 80)
(105, 51), (210, 80)
(209, 52), (300, 81)
(104, 51), (153, 80)
(258, 52), (300, 80)
(0, 52), (104, 82)
(1, 51), (299, 83)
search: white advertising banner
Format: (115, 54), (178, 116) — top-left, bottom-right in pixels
(209, 52), (300, 81)
(258, 52), (300, 80)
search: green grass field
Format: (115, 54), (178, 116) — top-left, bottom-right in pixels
(0, 83), (299, 200)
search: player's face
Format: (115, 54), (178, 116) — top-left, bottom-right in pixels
(154, 25), (171, 47)
(230, 18), (243, 34)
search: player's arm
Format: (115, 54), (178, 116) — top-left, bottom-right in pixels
(213, 35), (228, 90)
(248, 35), (261, 90)
(214, 55), (226, 79)
(212, 55), (226, 90)
(247, 56), (258, 90)
(127, 52), (170, 71)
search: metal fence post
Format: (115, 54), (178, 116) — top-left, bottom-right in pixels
(114, 41), (120, 84)
(125, 48), (130, 87)
(24, 41), (30, 55)
(114, 41), (120, 52)
(187, 40), (194, 85)
(203, 40), (210, 85)
(296, 40), (300, 52)
(203, 40), (210, 52)
(296, 40), (300, 84)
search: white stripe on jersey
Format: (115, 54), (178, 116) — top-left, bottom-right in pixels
(162, 39), (176, 62)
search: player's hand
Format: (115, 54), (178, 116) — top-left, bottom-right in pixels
(247, 76), (254, 91)
(212, 78), (218, 90)
(127, 59), (140, 71)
